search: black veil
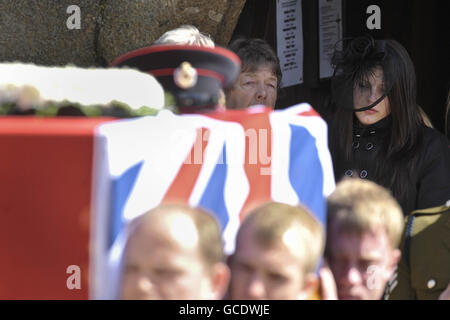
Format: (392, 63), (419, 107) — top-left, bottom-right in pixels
(331, 35), (399, 112)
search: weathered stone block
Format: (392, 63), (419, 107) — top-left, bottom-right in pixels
(0, 0), (246, 66)
(99, 0), (246, 64)
(0, 0), (100, 67)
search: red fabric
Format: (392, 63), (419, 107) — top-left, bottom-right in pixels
(162, 127), (211, 203)
(297, 109), (320, 117)
(207, 107), (273, 220)
(0, 117), (113, 299)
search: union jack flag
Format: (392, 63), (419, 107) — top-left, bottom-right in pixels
(91, 103), (335, 299)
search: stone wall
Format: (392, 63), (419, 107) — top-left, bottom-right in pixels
(0, 0), (245, 67)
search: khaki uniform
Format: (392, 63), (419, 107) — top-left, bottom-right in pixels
(385, 202), (450, 300)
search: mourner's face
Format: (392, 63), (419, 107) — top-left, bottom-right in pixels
(327, 224), (400, 300)
(229, 224), (315, 300)
(226, 64), (278, 109)
(353, 67), (391, 126)
(120, 213), (217, 300)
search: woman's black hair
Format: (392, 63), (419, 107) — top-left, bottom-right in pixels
(329, 35), (424, 206)
(445, 88), (450, 139)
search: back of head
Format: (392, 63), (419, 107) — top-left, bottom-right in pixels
(228, 38), (281, 86)
(154, 25), (215, 47)
(121, 204), (228, 300)
(129, 204), (224, 268)
(112, 31), (239, 113)
(327, 178), (404, 249)
(237, 202), (324, 274)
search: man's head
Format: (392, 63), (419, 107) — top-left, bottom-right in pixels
(153, 25), (215, 47)
(152, 25), (229, 108)
(112, 44), (240, 114)
(120, 204), (230, 300)
(225, 38), (281, 109)
(229, 202), (324, 300)
(326, 178), (404, 300)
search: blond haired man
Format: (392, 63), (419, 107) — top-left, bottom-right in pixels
(120, 204), (230, 300)
(324, 178), (404, 300)
(228, 202), (324, 300)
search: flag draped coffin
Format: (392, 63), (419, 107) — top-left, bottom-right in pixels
(91, 103), (335, 299)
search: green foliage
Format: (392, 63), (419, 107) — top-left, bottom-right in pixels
(164, 92), (180, 114)
(0, 100), (163, 118)
(0, 102), (16, 115)
(35, 104), (59, 116)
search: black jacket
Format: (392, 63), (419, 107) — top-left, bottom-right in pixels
(331, 117), (450, 215)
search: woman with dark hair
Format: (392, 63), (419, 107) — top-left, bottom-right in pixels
(225, 38), (281, 109)
(328, 35), (450, 215)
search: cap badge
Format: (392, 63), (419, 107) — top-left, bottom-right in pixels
(174, 62), (198, 89)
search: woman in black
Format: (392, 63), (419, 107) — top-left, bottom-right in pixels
(328, 35), (450, 215)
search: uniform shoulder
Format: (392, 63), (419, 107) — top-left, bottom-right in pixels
(411, 201), (450, 217)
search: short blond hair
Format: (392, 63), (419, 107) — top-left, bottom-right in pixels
(129, 204), (224, 268)
(154, 25), (214, 47)
(327, 178), (404, 248)
(236, 202), (325, 275)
